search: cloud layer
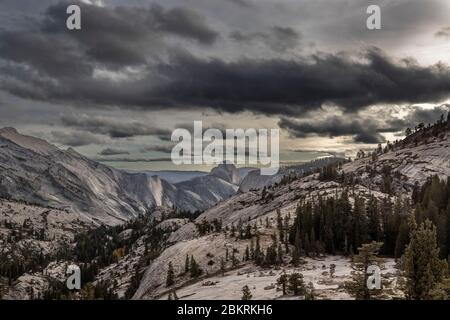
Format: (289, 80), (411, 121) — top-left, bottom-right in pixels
(2, 0), (450, 159)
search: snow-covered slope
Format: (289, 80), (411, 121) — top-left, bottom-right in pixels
(0, 128), (58, 156)
(133, 174), (389, 298)
(342, 131), (450, 192)
(239, 157), (345, 192)
(134, 125), (450, 299)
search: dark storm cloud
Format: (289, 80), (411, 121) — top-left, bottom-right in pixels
(0, 0), (219, 75)
(407, 105), (450, 124)
(353, 132), (384, 144)
(60, 114), (172, 139)
(385, 104), (450, 131)
(0, 32), (92, 77)
(3, 33), (450, 116)
(43, 1), (219, 45)
(2, 1), (450, 119)
(151, 48), (450, 115)
(280, 104), (450, 144)
(148, 4), (219, 45)
(230, 26), (301, 52)
(98, 148), (130, 156)
(279, 116), (386, 144)
(50, 130), (105, 146)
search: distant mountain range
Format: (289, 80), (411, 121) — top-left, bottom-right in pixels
(0, 128), (242, 225)
(142, 167), (255, 184)
(0, 128), (346, 226)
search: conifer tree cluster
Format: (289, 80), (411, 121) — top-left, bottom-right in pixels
(276, 273), (307, 297)
(412, 176), (450, 259)
(289, 191), (411, 257)
(242, 233), (285, 267)
(401, 218), (448, 300)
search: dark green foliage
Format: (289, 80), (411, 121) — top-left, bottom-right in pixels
(413, 176), (450, 259)
(318, 164), (339, 182)
(241, 285), (252, 300)
(189, 256), (202, 278)
(166, 262), (175, 287)
(345, 241), (384, 300)
(195, 219), (222, 236)
(290, 192), (367, 256)
(288, 273), (306, 296)
(277, 273), (288, 295)
(289, 189), (415, 257)
(184, 254), (190, 273)
(401, 218), (448, 300)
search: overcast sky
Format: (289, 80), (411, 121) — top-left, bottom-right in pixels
(1, 0), (450, 170)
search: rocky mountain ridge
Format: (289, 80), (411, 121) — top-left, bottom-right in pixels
(0, 128), (240, 225)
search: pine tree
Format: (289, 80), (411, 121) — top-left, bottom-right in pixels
(305, 282), (316, 300)
(367, 196), (382, 242)
(184, 254), (190, 273)
(303, 233), (311, 256)
(166, 262), (175, 287)
(254, 234), (263, 265)
(264, 237), (278, 266)
(382, 197), (399, 256)
(352, 197), (368, 250)
(261, 186), (267, 200)
(241, 285), (253, 300)
(283, 215), (290, 238)
(329, 264), (336, 278)
(293, 227), (301, 254)
(232, 248), (240, 267)
(288, 273), (306, 296)
(190, 256), (202, 278)
(245, 245), (250, 261)
(394, 220), (410, 259)
(345, 241), (384, 300)
(291, 246), (300, 267)
(401, 219), (448, 300)
(276, 209), (284, 240)
(277, 273), (288, 295)
(277, 243), (283, 264)
(220, 257), (226, 276)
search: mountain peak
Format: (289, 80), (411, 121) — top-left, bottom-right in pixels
(0, 127), (18, 134)
(0, 127), (57, 156)
(210, 163), (241, 184)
